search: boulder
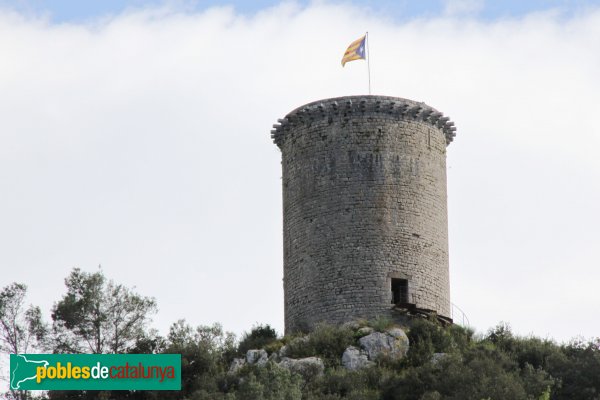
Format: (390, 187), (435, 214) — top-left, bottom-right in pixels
(268, 351), (280, 363)
(386, 327), (410, 353)
(359, 330), (409, 361)
(278, 357), (324, 379)
(342, 320), (361, 330)
(342, 346), (373, 370)
(387, 327), (408, 339)
(357, 327), (374, 336)
(279, 345), (288, 357)
(246, 349), (268, 366)
(228, 358), (246, 374)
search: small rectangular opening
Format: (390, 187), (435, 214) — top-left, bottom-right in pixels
(391, 278), (409, 304)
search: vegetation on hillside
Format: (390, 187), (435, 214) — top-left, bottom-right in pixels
(2, 270), (600, 400)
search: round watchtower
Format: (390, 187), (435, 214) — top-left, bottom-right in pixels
(271, 95), (456, 333)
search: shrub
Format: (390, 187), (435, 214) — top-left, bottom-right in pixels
(234, 363), (302, 400)
(238, 324), (279, 355)
(406, 319), (453, 366)
(285, 323), (355, 367)
(303, 367), (387, 400)
(370, 316), (394, 332)
(264, 339), (285, 355)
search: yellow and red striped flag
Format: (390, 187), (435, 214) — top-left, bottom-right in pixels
(341, 35), (367, 67)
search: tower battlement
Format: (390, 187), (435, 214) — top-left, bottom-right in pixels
(272, 95), (456, 148)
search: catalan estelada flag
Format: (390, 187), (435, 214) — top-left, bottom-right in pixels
(341, 35), (366, 67)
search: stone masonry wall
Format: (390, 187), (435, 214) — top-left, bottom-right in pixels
(271, 95), (456, 334)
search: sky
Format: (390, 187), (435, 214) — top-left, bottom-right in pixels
(0, 0), (599, 357)
(2, 0), (599, 22)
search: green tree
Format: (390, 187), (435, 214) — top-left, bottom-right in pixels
(546, 338), (600, 400)
(166, 320), (236, 398)
(51, 268), (157, 354)
(0, 283), (46, 354)
(0, 283), (47, 400)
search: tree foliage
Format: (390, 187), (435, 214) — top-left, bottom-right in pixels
(238, 324), (278, 356)
(0, 283), (46, 400)
(51, 268), (157, 354)
(0, 283), (46, 355)
(164, 319), (236, 397)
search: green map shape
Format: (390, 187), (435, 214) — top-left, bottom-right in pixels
(10, 354), (49, 390)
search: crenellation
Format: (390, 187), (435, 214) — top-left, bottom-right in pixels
(272, 97), (456, 148)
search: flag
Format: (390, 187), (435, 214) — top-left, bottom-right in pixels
(341, 35), (366, 67)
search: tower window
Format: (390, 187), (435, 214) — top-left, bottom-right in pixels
(391, 278), (409, 304)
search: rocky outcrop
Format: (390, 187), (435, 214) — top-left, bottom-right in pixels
(357, 327), (374, 336)
(231, 326), (411, 374)
(342, 346), (373, 370)
(340, 327), (410, 370)
(387, 327), (410, 355)
(342, 320), (361, 330)
(279, 345), (288, 357)
(229, 348), (324, 380)
(278, 357), (325, 379)
(228, 358), (246, 374)
(358, 328), (410, 361)
(246, 349), (268, 366)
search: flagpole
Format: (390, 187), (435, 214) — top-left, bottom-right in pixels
(366, 31), (371, 95)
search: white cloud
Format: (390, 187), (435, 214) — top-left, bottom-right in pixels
(0, 2), (599, 353)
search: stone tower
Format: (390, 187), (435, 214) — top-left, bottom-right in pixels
(271, 95), (456, 334)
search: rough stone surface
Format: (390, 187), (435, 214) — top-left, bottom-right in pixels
(246, 349), (268, 366)
(386, 327), (410, 352)
(342, 346), (373, 370)
(358, 327), (374, 336)
(279, 345), (288, 357)
(228, 358), (246, 374)
(359, 331), (409, 360)
(272, 95), (454, 334)
(268, 352), (280, 363)
(278, 357), (325, 378)
(342, 321), (361, 330)
(386, 327), (408, 338)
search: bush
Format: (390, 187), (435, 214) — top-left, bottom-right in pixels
(406, 318), (454, 366)
(370, 316), (394, 332)
(545, 338), (600, 400)
(234, 363), (302, 400)
(303, 366), (391, 400)
(238, 324), (279, 355)
(285, 324), (355, 367)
